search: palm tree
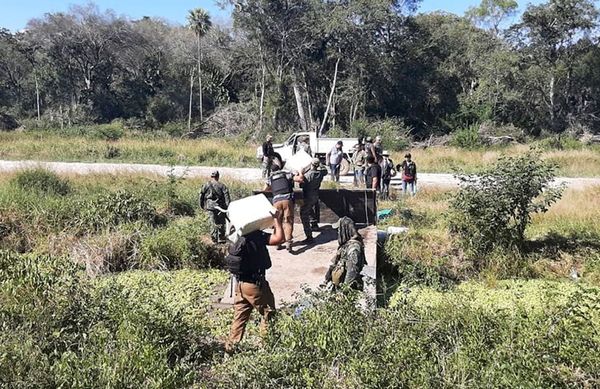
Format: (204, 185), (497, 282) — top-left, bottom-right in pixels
(187, 8), (212, 122)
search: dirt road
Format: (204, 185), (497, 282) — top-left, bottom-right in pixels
(1, 159), (599, 190)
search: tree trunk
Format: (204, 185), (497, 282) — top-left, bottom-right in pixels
(549, 74), (555, 122)
(188, 67), (195, 131)
(34, 73), (41, 121)
(303, 72), (314, 130)
(197, 35), (203, 122)
(292, 71), (308, 132)
(319, 56), (341, 136)
(259, 63), (266, 132)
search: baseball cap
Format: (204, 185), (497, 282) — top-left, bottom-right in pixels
(210, 170), (219, 177)
(337, 140), (343, 146)
(311, 158), (321, 166)
(366, 136), (373, 142)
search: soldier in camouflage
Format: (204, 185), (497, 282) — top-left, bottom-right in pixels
(300, 158), (327, 244)
(324, 217), (366, 290)
(199, 170), (231, 244)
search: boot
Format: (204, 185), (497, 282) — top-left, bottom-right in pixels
(286, 241), (293, 253)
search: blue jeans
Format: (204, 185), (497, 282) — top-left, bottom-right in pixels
(402, 180), (416, 196)
(354, 168), (364, 186)
(329, 163), (340, 182)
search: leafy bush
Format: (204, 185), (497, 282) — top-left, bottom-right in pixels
(104, 144), (121, 159)
(139, 217), (221, 270)
(450, 124), (482, 149)
(92, 123), (124, 141)
(215, 282), (600, 388)
(537, 134), (583, 150)
(0, 250), (228, 388)
(449, 152), (563, 258)
(12, 168), (71, 195)
(147, 94), (177, 125)
(75, 190), (163, 232)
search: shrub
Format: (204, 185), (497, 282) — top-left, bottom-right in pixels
(367, 119), (412, 151)
(0, 110), (19, 131)
(92, 123), (124, 141)
(75, 190), (162, 232)
(450, 124), (482, 149)
(449, 152), (563, 258)
(148, 95), (178, 125)
(139, 217), (221, 270)
(215, 282), (600, 388)
(104, 144), (121, 159)
(12, 168), (71, 195)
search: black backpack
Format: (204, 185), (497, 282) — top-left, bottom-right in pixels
(224, 231), (271, 276)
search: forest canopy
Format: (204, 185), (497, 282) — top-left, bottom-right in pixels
(1, 0), (599, 137)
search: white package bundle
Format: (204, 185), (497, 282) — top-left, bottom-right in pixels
(227, 194), (276, 240)
(285, 149), (313, 174)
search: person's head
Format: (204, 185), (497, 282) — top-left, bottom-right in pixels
(405, 153), (412, 161)
(357, 143), (364, 150)
(266, 134), (273, 142)
(311, 158), (321, 168)
(366, 155), (376, 164)
(383, 152), (389, 160)
(333, 216), (363, 246)
(365, 136), (373, 143)
(375, 135), (382, 143)
(271, 164), (281, 173)
(336, 140), (343, 149)
(211, 170), (220, 180)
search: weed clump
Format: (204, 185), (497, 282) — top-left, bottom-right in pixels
(12, 169), (71, 195)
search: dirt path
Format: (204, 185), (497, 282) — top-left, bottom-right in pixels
(1, 159), (599, 190)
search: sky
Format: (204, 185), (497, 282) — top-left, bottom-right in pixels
(0, 0), (548, 32)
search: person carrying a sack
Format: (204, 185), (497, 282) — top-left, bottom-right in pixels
(224, 210), (284, 354)
(324, 217), (366, 290)
(398, 153), (417, 196)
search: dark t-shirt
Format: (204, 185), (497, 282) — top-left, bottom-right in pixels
(365, 164), (381, 190)
(241, 230), (272, 275)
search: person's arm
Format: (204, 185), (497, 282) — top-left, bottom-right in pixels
(268, 211), (285, 246)
(372, 176), (379, 190)
(223, 186), (231, 207)
(414, 162), (417, 181)
(199, 185), (206, 209)
(343, 246), (364, 286)
(326, 150), (331, 165)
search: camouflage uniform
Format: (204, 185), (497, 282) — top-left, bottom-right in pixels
(199, 180), (231, 243)
(300, 165), (327, 240)
(327, 239), (366, 290)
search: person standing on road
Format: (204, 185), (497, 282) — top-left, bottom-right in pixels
(380, 153), (395, 200)
(262, 134), (275, 178)
(199, 170), (231, 244)
(225, 211), (284, 354)
(263, 165), (304, 252)
(364, 136), (374, 160)
(352, 143), (367, 187)
(398, 153), (417, 196)
(373, 135), (384, 163)
(326, 140), (344, 182)
(300, 158), (327, 244)
(324, 217), (366, 290)
(365, 155), (381, 192)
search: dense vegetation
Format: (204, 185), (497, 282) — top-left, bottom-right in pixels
(0, 163), (599, 387)
(2, 0), (600, 138)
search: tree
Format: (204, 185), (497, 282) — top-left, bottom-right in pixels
(466, 0), (518, 36)
(509, 0), (599, 132)
(187, 8), (212, 123)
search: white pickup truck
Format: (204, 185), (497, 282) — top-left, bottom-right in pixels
(257, 132), (359, 175)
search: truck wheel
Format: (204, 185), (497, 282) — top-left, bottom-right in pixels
(340, 159), (351, 176)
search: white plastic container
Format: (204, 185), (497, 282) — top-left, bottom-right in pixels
(226, 194), (276, 240)
(285, 149), (313, 174)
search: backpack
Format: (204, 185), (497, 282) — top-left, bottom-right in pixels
(224, 232), (271, 276)
(403, 161), (416, 181)
(382, 160), (394, 179)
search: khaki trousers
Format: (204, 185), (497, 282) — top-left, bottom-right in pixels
(274, 199), (294, 243)
(226, 280), (276, 351)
